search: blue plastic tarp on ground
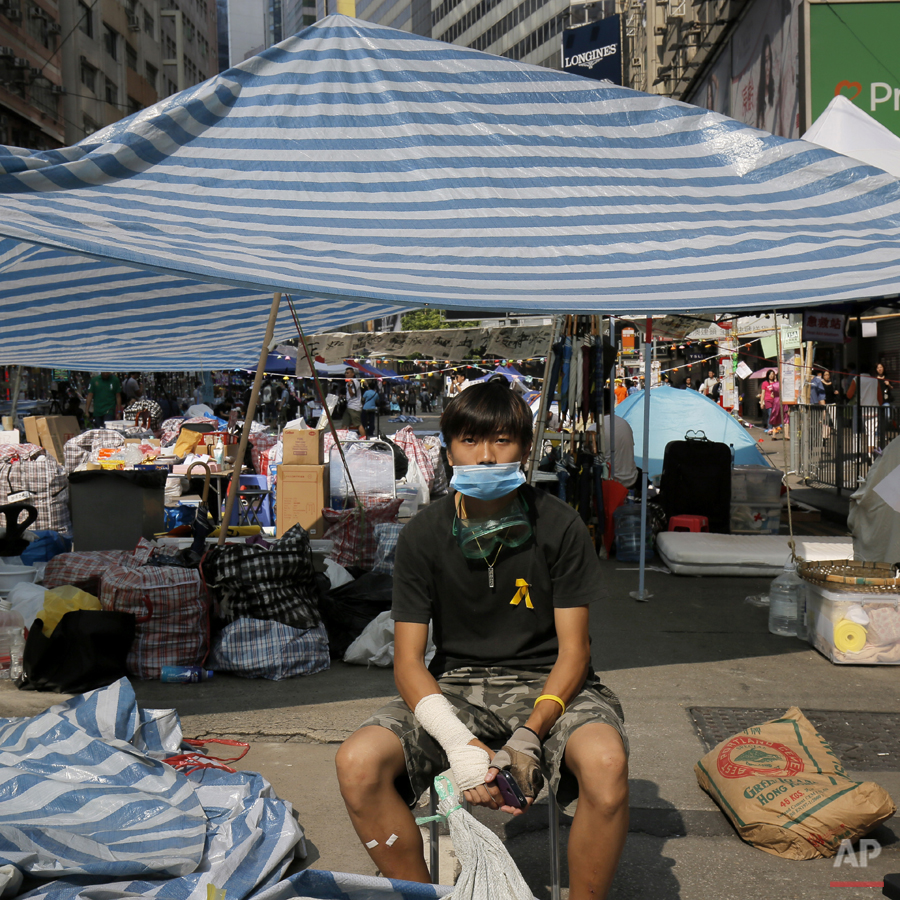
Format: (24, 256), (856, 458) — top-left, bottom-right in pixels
(616, 385), (769, 478)
(0, 680), (306, 900)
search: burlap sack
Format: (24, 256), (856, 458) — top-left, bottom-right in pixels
(695, 707), (895, 859)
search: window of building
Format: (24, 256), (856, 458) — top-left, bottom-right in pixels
(167, 78), (177, 95)
(143, 8), (154, 35)
(103, 23), (119, 59)
(78, 0), (93, 37)
(30, 78), (58, 118)
(125, 41), (137, 69)
(105, 77), (117, 105)
(83, 115), (99, 136)
(128, 95), (141, 114)
(80, 60), (97, 92)
(145, 61), (157, 89)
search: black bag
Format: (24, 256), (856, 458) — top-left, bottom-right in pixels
(318, 572), (394, 660)
(659, 431), (732, 534)
(21, 610), (136, 693)
(378, 435), (409, 480)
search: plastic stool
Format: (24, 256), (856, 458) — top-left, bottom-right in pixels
(427, 783), (561, 900)
(667, 514), (709, 533)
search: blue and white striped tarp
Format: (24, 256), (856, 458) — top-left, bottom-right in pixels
(0, 679), (306, 900)
(0, 240), (404, 371)
(1, 14), (900, 370)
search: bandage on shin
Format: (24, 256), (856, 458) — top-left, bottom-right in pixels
(414, 693), (490, 792)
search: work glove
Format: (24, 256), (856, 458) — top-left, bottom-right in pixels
(489, 726), (544, 799)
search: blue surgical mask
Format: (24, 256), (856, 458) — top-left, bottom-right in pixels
(450, 463), (525, 501)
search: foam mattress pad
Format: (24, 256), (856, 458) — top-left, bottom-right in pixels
(656, 533), (853, 576)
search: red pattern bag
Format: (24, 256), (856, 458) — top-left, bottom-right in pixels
(249, 433), (278, 476)
(390, 426), (434, 489)
(43, 550), (134, 594)
(100, 565), (210, 680)
(323, 498), (402, 569)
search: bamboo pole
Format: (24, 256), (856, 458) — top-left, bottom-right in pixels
(218, 293), (282, 545)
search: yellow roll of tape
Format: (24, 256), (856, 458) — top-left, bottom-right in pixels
(833, 619), (867, 654)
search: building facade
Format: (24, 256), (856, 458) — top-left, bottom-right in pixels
(0, 0), (65, 149)
(0, 0), (218, 148)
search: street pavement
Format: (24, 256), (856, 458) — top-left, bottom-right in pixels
(1, 408), (897, 898)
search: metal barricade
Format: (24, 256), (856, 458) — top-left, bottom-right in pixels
(796, 403), (898, 491)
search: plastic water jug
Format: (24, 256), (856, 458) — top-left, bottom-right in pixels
(767, 561), (804, 637)
(614, 503), (653, 562)
(0, 598), (25, 682)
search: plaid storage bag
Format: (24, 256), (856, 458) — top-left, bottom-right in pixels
(0, 455), (72, 535)
(201, 523), (321, 630)
(100, 564), (209, 680)
(372, 522), (403, 575)
(63, 429), (125, 474)
(209, 618), (330, 680)
(43, 550), (133, 595)
(323, 498), (403, 570)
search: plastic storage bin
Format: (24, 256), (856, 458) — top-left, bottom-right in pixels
(731, 465), (783, 503)
(730, 501), (781, 534)
(396, 485), (419, 518)
(804, 580), (900, 664)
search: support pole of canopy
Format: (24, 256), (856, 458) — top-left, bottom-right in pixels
(630, 318), (653, 603)
(218, 292), (282, 545)
(7, 366), (22, 432)
(608, 318), (616, 479)
(527, 315), (561, 481)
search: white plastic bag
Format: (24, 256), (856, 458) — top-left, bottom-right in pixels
(403, 456), (430, 506)
(343, 610), (436, 667)
(417, 775), (532, 900)
(324, 557), (354, 590)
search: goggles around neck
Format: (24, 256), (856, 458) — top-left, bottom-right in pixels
(452, 495), (533, 560)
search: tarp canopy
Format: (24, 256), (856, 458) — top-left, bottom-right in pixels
(2, 16), (900, 373)
(616, 385), (768, 477)
(803, 95), (900, 179)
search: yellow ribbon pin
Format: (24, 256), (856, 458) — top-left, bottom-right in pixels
(510, 579), (533, 609)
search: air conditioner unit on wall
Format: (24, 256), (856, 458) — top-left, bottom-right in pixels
(6, 9), (22, 20)
(47, 21), (60, 33)
(29, 5), (46, 17)
(0, 46), (13, 56)
(12, 56), (28, 67)
(127, 12), (139, 29)
(50, 83), (63, 93)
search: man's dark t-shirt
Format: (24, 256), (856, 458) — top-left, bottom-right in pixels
(392, 485), (605, 676)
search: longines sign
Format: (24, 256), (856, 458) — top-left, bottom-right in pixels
(561, 15), (622, 85)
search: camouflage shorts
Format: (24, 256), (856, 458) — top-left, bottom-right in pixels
(356, 666), (628, 817)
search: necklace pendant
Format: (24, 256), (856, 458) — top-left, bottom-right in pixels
(488, 565), (495, 589)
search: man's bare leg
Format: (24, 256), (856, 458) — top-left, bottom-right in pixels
(335, 725), (432, 883)
(563, 723), (629, 900)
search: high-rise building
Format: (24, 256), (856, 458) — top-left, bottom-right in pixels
(37, 0), (218, 145)
(318, 0), (618, 71)
(0, 0), (65, 149)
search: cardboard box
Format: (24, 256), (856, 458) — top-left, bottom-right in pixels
(277, 464), (329, 537)
(23, 416), (41, 447)
(282, 428), (324, 466)
(35, 416), (81, 463)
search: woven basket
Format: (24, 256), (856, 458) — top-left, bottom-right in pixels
(798, 559), (900, 594)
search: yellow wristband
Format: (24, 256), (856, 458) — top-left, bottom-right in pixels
(534, 694), (566, 715)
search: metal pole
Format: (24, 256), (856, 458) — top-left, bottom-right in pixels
(608, 318), (616, 479)
(630, 319), (653, 603)
(218, 293), (282, 544)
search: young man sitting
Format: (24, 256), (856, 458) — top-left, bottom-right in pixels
(336, 381), (629, 900)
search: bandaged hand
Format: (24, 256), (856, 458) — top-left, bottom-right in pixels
(489, 726), (544, 799)
(414, 693), (490, 793)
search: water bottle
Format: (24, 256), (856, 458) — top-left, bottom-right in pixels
(767, 561), (803, 637)
(614, 501), (653, 562)
(0, 599), (25, 682)
(160, 665), (214, 683)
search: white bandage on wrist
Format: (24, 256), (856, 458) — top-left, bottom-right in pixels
(414, 693), (490, 792)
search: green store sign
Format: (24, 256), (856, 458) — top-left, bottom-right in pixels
(809, 1), (900, 137)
